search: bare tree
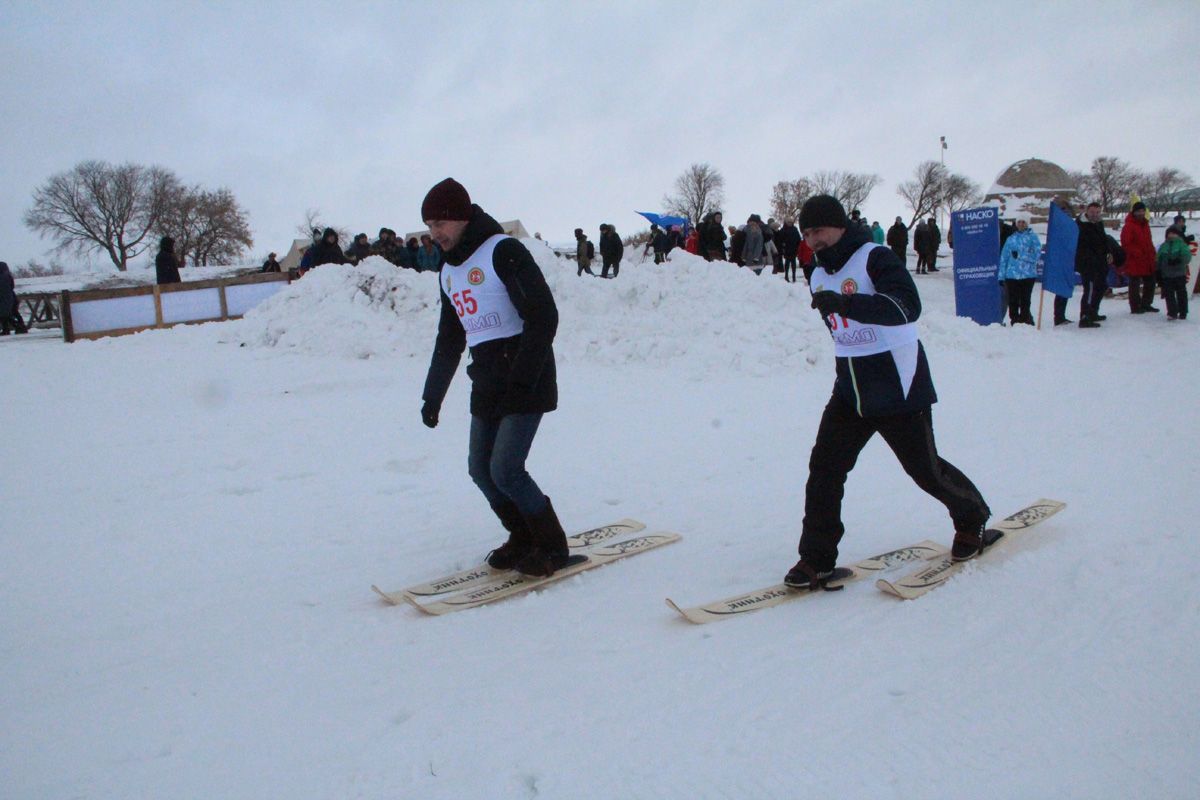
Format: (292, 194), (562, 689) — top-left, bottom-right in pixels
(156, 186), (254, 266)
(1089, 156), (1138, 214)
(897, 161), (948, 228)
(663, 163), (725, 224)
(809, 170), (882, 212)
(295, 208), (349, 246)
(769, 178), (815, 221)
(24, 161), (179, 271)
(296, 208), (323, 239)
(1067, 169), (1099, 204)
(192, 189), (254, 265)
(1143, 167), (1194, 214)
(940, 173), (983, 214)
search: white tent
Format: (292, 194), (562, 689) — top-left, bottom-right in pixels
(279, 239), (311, 272)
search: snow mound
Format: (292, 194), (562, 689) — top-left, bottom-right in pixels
(229, 240), (1033, 374)
(234, 257), (441, 359)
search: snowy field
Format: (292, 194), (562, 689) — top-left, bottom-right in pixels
(2, 242), (1198, 799)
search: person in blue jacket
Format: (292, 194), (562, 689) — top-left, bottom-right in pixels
(998, 213), (1041, 325)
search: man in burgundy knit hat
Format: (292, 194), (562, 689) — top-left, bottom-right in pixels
(418, 178), (572, 577)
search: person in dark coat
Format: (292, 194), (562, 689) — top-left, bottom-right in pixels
(576, 228), (597, 275)
(261, 252), (281, 272)
(776, 217), (801, 278)
(912, 220), (928, 273)
(0, 261), (29, 335)
(599, 224), (624, 278)
(886, 217), (909, 264)
(699, 212), (727, 261)
(309, 228), (350, 268)
(371, 228), (404, 265)
(419, 178), (571, 578)
(785, 194), (991, 590)
(924, 218), (942, 272)
(651, 225), (670, 263)
(1074, 202), (1109, 327)
(729, 225), (746, 266)
(346, 233), (372, 264)
(155, 236), (181, 284)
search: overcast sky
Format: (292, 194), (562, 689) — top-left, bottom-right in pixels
(2, 0), (1197, 268)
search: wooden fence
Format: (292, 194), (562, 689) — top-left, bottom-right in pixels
(59, 271), (292, 343)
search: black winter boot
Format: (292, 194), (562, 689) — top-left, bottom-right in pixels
(485, 501), (535, 570)
(514, 497), (571, 577)
(784, 559), (834, 591)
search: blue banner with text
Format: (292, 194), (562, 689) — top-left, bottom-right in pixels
(951, 206), (1002, 325)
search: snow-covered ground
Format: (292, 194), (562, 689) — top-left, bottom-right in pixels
(2, 242), (1197, 799)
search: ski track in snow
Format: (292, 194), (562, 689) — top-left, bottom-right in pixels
(2, 242), (1198, 799)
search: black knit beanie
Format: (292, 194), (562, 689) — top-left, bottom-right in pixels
(421, 178), (473, 222)
(799, 194), (850, 230)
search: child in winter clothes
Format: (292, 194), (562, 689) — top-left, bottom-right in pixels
(998, 216), (1042, 325)
(1157, 226), (1191, 320)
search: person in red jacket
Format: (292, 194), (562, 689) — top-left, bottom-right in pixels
(1120, 202), (1159, 313)
(685, 227), (700, 255)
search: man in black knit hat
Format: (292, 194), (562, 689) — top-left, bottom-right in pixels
(419, 178), (572, 577)
(784, 194), (991, 589)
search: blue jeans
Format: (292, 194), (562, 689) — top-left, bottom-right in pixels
(468, 414), (547, 515)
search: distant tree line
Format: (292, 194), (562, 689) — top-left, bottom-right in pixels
(24, 160), (253, 271)
(1068, 157), (1193, 215)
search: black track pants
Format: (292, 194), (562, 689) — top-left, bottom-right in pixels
(798, 394), (990, 570)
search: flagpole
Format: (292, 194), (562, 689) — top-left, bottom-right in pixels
(1036, 286), (1045, 330)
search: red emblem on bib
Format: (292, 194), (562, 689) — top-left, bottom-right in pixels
(467, 268), (485, 286)
(840, 278), (858, 295)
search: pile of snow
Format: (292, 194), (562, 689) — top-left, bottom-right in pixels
(232, 242), (834, 376)
(235, 256), (442, 359)
(232, 237), (1041, 378)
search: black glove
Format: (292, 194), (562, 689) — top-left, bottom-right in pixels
(420, 401), (439, 429)
(811, 291), (848, 318)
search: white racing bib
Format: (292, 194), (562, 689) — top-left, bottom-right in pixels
(440, 234), (525, 346)
(811, 241), (921, 396)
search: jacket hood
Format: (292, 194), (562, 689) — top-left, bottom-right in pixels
(444, 205), (504, 266)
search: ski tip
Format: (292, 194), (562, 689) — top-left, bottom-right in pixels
(875, 578), (905, 599)
(371, 585), (404, 606)
(664, 597), (704, 624)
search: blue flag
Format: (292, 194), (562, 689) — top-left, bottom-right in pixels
(1043, 202), (1079, 298)
(636, 211), (689, 230)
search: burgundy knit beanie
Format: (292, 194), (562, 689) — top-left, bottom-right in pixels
(421, 178), (472, 222)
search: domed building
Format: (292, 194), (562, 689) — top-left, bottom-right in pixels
(984, 157), (1078, 222)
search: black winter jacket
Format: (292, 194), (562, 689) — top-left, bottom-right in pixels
(699, 216), (727, 255)
(810, 225), (937, 417)
(776, 224), (801, 258)
(600, 231), (624, 262)
(310, 241), (349, 267)
(155, 250), (181, 284)
(422, 207), (558, 420)
(1074, 218), (1109, 277)
(886, 222), (908, 250)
